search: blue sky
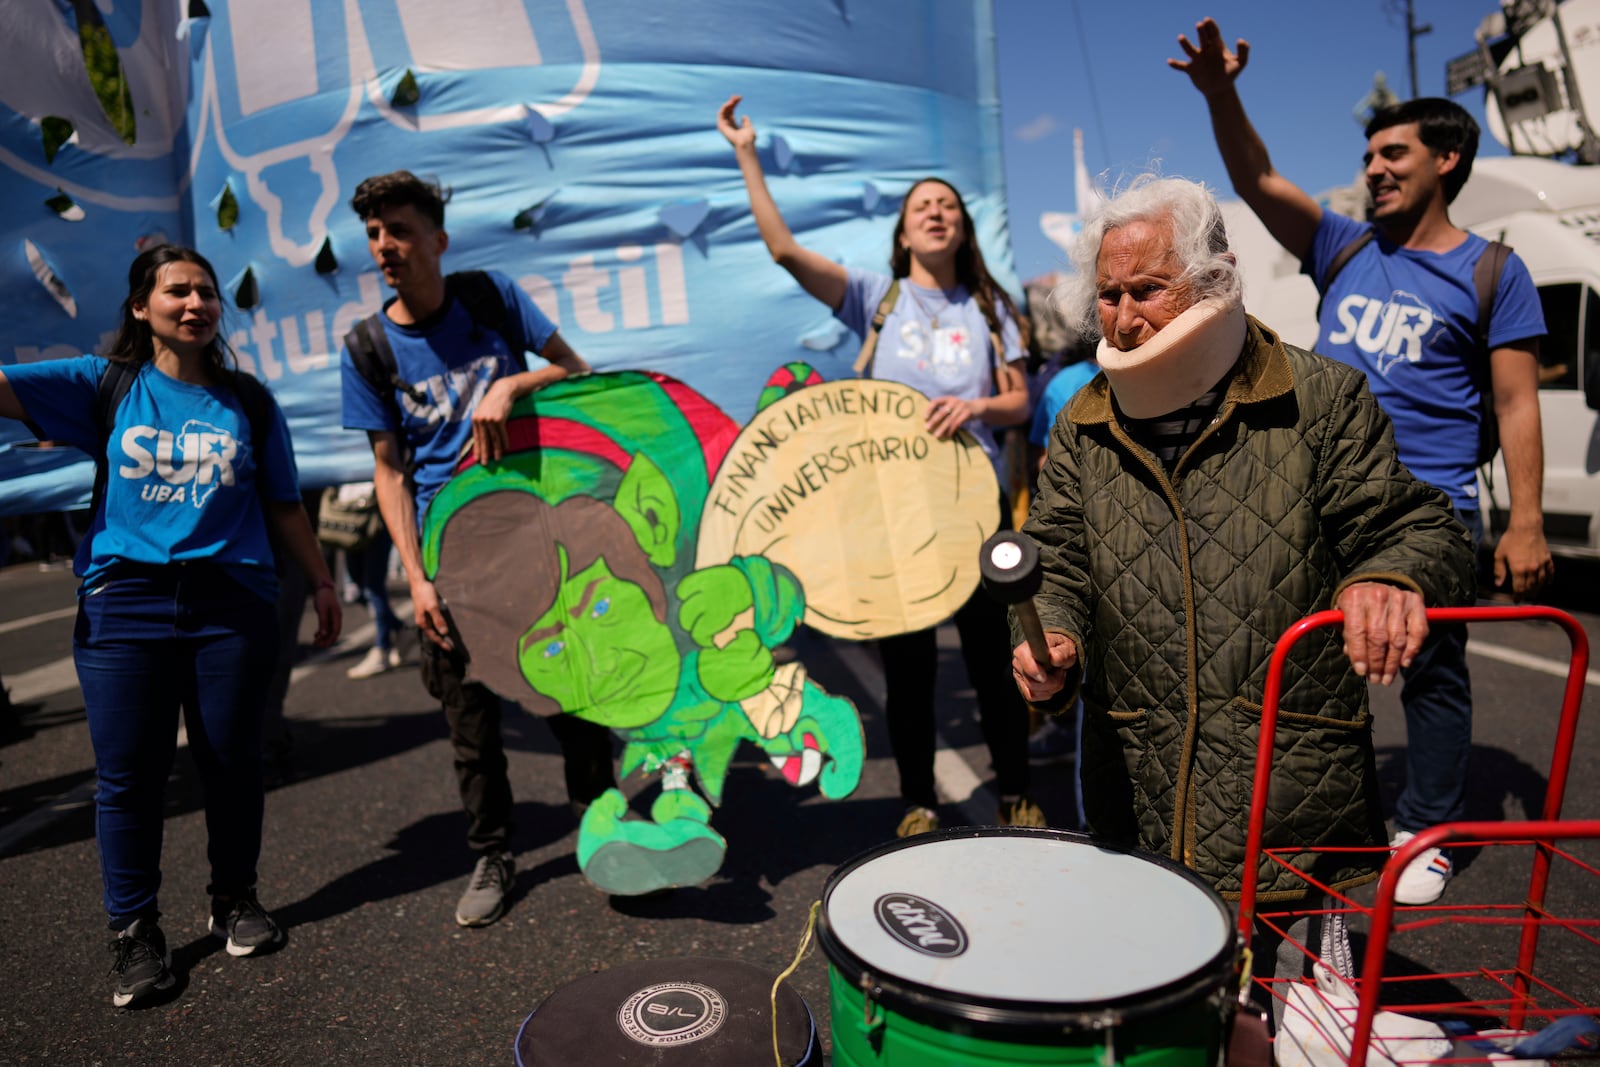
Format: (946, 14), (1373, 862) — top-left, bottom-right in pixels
(994, 0), (1507, 281)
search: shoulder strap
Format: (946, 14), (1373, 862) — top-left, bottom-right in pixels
(982, 294), (1013, 395)
(1469, 240), (1513, 469)
(1313, 230), (1376, 321)
(1472, 240), (1511, 354)
(449, 270), (526, 369)
(852, 279), (900, 377)
(89, 361), (139, 519)
(95, 360), (138, 441)
(231, 373), (274, 454)
(227, 371), (280, 505)
(344, 311), (427, 422)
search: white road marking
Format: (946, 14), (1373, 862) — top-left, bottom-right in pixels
(0, 605), (77, 636)
(0, 612), (394, 858)
(1469, 639), (1600, 688)
(1, 603), (1590, 859)
(8, 658), (81, 706)
(4, 604), (404, 706)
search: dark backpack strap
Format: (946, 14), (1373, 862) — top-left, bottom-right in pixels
(1470, 240), (1512, 467)
(449, 270), (527, 369)
(1313, 230), (1376, 321)
(89, 360), (139, 520)
(230, 371), (273, 436)
(1472, 240), (1511, 353)
(345, 312), (428, 417)
(219, 370), (286, 513)
(344, 311), (425, 482)
(852, 279), (900, 377)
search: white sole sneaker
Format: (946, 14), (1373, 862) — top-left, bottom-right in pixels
(1391, 829), (1453, 905)
(208, 915), (285, 957)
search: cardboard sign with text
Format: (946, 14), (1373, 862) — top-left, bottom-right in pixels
(696, 378), (999, 640)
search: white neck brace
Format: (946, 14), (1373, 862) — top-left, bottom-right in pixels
(1095, 298), (1248, 419)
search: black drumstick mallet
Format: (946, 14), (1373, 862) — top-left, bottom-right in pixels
(978, 530), (1051, 667)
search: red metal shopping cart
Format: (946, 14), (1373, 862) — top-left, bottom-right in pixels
(1238, 606), (1599, 1067)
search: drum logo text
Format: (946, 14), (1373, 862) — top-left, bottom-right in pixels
(616, 982), (728, 1046)
(874, 893), (968, 958)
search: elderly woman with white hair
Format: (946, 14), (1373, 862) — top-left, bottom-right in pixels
(1011, 175), (1475, 913)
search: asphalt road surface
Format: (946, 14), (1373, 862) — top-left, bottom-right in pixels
(3, 559), (1597, 1065)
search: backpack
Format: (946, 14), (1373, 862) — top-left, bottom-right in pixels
(1318, 231), (1512, 467)
(90, 360), (276, 520)
(342, 270), (524, 439)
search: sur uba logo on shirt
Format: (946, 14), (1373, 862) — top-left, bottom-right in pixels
(895, 320), (976, 385)
(118, 420), (241, 508)
(1324, 289), (1447, 375)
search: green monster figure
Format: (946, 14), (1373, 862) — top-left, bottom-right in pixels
(423, 371), (863, 896)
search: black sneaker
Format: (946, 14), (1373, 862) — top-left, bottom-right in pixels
(209, 890), (284, 957)
(109, 917), (175, 1008)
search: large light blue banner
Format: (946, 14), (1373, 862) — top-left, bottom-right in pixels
(0, 0), (1017, 514)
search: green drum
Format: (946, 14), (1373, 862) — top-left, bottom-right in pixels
(817, 828), (1239, 1066)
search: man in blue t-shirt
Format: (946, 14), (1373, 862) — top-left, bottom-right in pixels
(1175, 19), (1553, 906)
(340, 171), (615, 927)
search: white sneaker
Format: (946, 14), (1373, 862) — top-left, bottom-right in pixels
(1390, 829), (1453, 905)
(346, 646), (391, 680)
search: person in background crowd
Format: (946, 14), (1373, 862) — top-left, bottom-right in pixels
(1019, 349), (1099, 804)
(0, 244), (341, 1008)
(718, 95), (1043, 836)
(329, 482), (408, 680)
(260, 488), (328, 781)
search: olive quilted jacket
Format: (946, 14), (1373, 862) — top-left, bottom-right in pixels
(1023, 316), (1475, 900)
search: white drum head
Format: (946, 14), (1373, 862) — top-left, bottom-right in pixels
(821, 830), (1232, 1007)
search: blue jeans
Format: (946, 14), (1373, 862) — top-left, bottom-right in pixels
(348, 527), (399, 651)
(74, 564), (279, 928)
(1393, 508), (1481, 832)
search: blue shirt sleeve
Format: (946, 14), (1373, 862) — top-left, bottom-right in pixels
(1302, 212), (1371, 291)
(834, 268), (892, 339)
(493, 271), (558, 360)
(1029, 362), (1098, 446)
(3, 354), (106, 452)
(341, 339), (395, 434)
(1486, 250), (1546, 349)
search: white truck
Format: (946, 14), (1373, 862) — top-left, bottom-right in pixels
(1457, 156), (1600, 558)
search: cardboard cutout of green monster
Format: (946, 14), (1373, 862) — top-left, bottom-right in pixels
(422, 369), (864, 896)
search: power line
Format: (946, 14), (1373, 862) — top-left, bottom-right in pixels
(1070, 0), (1111, 175)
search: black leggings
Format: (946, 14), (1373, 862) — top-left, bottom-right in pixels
(877, 584), (1031, 809)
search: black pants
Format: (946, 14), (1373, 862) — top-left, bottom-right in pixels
(421, 640), (615, 853)
(878, 584), (1031, 810)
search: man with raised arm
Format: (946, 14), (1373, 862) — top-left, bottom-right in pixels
(1171, 18), (1552, 904)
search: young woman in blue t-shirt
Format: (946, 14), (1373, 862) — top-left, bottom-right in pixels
(0, 245), (341, 1008)
(717, 95), (1044, 836)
